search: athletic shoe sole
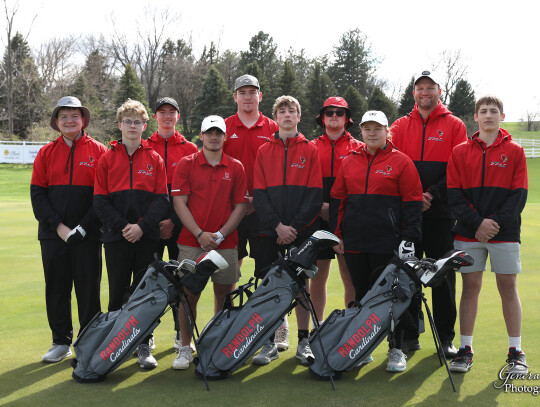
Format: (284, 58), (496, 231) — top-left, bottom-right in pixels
(42, 349), (72, 363)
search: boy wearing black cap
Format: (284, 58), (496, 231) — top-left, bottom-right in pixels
(31, 96), (107, 363)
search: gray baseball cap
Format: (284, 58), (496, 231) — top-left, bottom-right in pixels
(155, 97), (180, 112)
(50, 96), (90, 132)
(234, 74), (260, 91)
(201, 115), (226, 133)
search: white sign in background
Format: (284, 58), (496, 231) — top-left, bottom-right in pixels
(0, 142), (47, 164)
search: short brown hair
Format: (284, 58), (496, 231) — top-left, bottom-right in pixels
(117, 99), (149, 122)
(272, 95), (301, 119)
(475, 95), (504, 115)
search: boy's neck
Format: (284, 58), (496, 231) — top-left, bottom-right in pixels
(158, 128), (175, 139)
(478, 128), (500, 147)
(238, 110), (260, 128)
(326, 128), (345, 141)
(123, 138), (142, 156)
(203, 148), (223, 166)
(279, 128), (298, 140)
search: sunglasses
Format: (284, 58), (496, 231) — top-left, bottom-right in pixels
(324, 109), (346, 117)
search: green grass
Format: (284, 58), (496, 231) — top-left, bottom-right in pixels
(1, 163), (539, 406)
(501, 122), (540, 140)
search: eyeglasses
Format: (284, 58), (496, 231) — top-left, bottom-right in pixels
(324, 109), (346, 117)
(121, 120), (145, 126)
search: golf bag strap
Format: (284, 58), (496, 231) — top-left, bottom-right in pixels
(223, 278), (254, 310)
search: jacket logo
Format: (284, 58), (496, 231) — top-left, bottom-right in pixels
(89, 156), (95, 163)
(428, 130), (444, 141)
(291, 156), (306, 169)
(78, 156), (96, 168)
(223, 171), (231, 181)
(490, 154), (508, 168)
(230, 133), (238, 139)
(147, 164), (153, 172)
(375, 165), (392, 176)
(138, 165), (154, 176)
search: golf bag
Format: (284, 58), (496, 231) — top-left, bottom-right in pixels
(194, 230), (340, 380)
(308, 250), (474, 382)
(71, 251), (228, 383)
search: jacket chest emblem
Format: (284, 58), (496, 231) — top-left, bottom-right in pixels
(375, 165), (393, 176)
(78, 155), (96, 168)
(138, 164), (154, 176)
(489, 153), (508, 168)
(291, 156), (306, 169)
(428, 130), (444, 142)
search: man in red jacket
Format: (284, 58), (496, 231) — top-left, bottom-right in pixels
(252, 95), (323, 366)
(447, 95), (528, 374)
(94, 99), (169, 370)
(147, 97), (198, 352)
(391, 71), (467, 358)
(32, 96), (107, 363)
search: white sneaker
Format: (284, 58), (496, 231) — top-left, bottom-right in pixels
(275, 326), (289, 351)
(42, 344), (72, 363)
(386, 348), (407, 372)
(174, 332), (196, 353)
(137, 344), (158, 369)
(357, 354), (374, 367)
(172, 345), (193, 370)
(253, 341), (279, 365)
(296, 338), (314, 365)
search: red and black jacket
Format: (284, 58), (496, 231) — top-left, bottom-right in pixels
(94, 140), (169, 242)
(253, 133), (323, 237)
(391, 101), (467, 219)
(447, 129), (528, 242)
(147, 130), (198, 226)
(31, 133), (107, 240)
(224, 112), (279, 196)
(331, 142), (423, 254)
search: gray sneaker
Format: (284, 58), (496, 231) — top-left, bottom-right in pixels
(172, 345), (193, 370)
(253, 341), (279, 365)
(174, 332), (196, 353)
(275, 326), (289, 351)
(137, 344), (157, 369)
(296, 338), (314, 365)
(386, 348), (407, 372)
(42, 344), (72, 363)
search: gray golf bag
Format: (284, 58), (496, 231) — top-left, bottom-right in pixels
(308, 250), (474, 387)
(194, 230), (340, 380)
(71, 251), (228, 383)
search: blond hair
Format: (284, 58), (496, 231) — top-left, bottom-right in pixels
(117, 99), (149, 122)
(272, 95), (301, 119)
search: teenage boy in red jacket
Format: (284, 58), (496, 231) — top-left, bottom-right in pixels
(447, 95), (528, 374)
(252, 95), (323, 366)
(94, 99), (169, 370)
(32, 96), (107, 363)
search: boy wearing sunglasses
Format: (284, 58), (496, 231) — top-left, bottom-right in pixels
(94, 99), (169, 369)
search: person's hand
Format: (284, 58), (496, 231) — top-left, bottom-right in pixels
(56, 223), (71, 242)
(333, 240), (345, 255)
(197, 231), (219, 251)
(398, 240), (415, 260)
(245, 197), (255, 216)
(319, 202), (330, 222)
(275, 223), (297, 245)
(122, 223), (143, 243)
(66, 225), (86, 243)
(422, 192), (433, 212)
(475, 219), (500, 243)
(159, 218), (174, 239)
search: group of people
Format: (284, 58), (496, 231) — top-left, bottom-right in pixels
(31, 70), (528, 377)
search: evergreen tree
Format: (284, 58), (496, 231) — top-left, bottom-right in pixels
(192, 64), (234, 127)
(113, 63), (156, 138)
(448, 79), (476, 119)
(306, 62), (337, 136)
(329, 29), (376, 97)
(239, 31), (279, 80)
(368, 87), (398, 125)
(0, 32), (45, 138)
(342, 85), (368, 138)
(398, 77), (416, 117)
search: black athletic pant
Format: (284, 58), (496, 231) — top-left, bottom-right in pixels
(40, 238), (102, 346)
(155, 228), (181, 332)
(343, 252), (413, 348)
(406, 217), (456, 342)
(104, 238), (158, 344)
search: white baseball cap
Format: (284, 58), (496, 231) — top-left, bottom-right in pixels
(414, 70), (440, 86)
(360, 110), (388, 126)
(201, 115), (226, 133)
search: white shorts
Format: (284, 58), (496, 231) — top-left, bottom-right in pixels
(453, 240), (521, 275)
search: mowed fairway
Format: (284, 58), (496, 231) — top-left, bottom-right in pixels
(0, 162), (538, 406)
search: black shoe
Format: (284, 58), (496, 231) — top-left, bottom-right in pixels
(449, 346), (473, 373)
(401, 338), (421, 354)
(506, 348), (528, 374)
(442, 340), (458, 359)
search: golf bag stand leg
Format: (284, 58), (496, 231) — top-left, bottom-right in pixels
(177, 291), (210, 391)
(419, 292), (456, 393)
(300, 286), (336, 391)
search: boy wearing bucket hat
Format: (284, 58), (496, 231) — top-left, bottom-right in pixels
(31, 96), (107, 363)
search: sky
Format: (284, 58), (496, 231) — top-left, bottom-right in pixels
(6, 0), (540, 121)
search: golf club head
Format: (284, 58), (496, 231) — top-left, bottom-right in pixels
(297, 264), (319, 280)
(288, 230), (340, 269)
(175, 259), (196, 276)
(418, 249), (474, 287)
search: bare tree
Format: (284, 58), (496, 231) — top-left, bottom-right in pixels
(2, 0), (36, 135)
(432, 49), (468, 105)
(523, 110), (540, 132)
(106, 6), (180, 107)
(36, 35), (79, 101)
